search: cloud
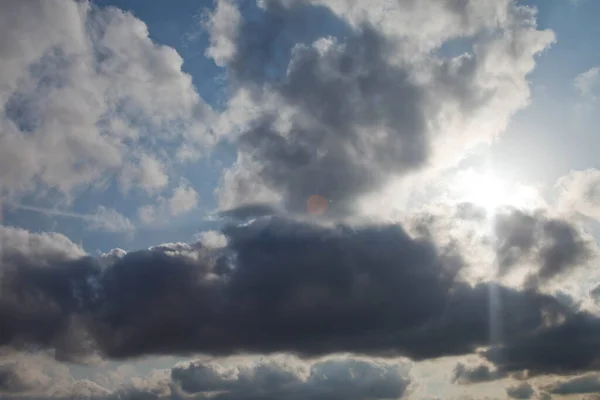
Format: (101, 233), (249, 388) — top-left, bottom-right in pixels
(168, 185), (200, 216)
(575, 67), (600, 96)
(556, 169), (600, 221)
(483, 313), (600, 374)
(138, 183), (200, 225)
(209, 0), (554, 215)
(0, 211), (597, 376)
(0, 349), (101, 399)
(119, 155), (170, 195)
(452, 362), (506, 385)
(494, 208), (594, 285)
(218, 203), (281, 220)
(0, 354), (408, 400)
(5, 203), (134, 234)
(89, 207), (135, 234)
(546, 373), (600, 395)
(0, 0), (212, 202)
(506, 382), (535, 399)
(172, 356), (410, 400)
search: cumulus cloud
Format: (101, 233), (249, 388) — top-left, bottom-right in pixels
(208, 0), (554, 215)
(172, 356), (411, 400)
(0, 354), (409, 399)
(0, 349), (110, 399)
(119, 155), (170, 195)
(0, 211), (597, 376)
(2, 1), (599, 398)
(0, 0), (212, 202)
(494, 208), (594, 285)
(506, 382), (535, 399)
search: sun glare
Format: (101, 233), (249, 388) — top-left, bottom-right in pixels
(452, 169), (541, 214)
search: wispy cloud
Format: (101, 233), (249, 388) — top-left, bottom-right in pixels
(5, 203), (134, 233)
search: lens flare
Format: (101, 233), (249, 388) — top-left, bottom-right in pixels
(307, 195), (328, 216)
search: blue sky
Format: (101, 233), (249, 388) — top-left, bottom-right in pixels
(4, 0), (600, 399)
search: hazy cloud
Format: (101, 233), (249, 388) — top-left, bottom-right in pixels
(575, 67), (600, 96)
(138, 183), (199, 225)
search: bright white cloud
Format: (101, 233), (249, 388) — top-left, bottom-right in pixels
(0, 0), (212, 202)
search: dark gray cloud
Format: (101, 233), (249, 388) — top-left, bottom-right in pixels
(506, 382), (535, 399)
(452, 362), (506, 384)
(494, 209), (593, 285)
(227, 25), (428, 215)
(0, 212), (596, 377)
(0, 362), (30, 393)
(484, 314), (600, 374)
(172, 357), (410, 400)
(546, 374), (600, 395)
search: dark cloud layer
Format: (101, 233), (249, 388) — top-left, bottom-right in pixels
(0, 210), (597, 377)
(495, 209), (593, 285)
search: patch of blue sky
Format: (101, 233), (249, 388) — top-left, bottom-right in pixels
(94, 0), (225, 107)
(488, 0), (600, 185)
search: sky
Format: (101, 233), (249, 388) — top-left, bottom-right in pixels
(3, 0), (600, 399)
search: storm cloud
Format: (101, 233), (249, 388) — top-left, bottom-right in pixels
(0, 209), (597, 376)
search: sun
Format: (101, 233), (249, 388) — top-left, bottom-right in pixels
(452, 169), (541, 214)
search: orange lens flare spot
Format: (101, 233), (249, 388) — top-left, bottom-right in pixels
(306, 194), (328, 216)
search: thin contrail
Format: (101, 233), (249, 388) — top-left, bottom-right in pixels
(5, 202), (104, 223)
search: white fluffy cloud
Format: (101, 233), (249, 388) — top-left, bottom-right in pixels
(0, 0), (211, 201)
